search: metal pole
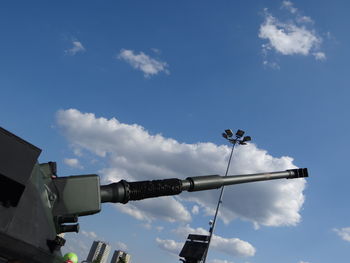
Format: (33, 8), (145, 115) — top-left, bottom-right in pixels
(202, 140), (237, 263)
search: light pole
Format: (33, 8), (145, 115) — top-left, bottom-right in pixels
(202, 129), (251, 263)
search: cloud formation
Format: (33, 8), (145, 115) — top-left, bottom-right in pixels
(210, 260), (234, 263)
(281, 1), (298, 14)
(65, 40), (86, 56)
(118, 49), (169, 77)
(64, 158), (84, 169)
(259, 1), (325, 65)
(259, 14), (320, 56)
(192, 205), (200, 215)
(115, 196), (191, 223)
(56, 109), (306, 227)
(155, 238), (183, 255)
(116, 241), (128, 251)
(81, 230), (98, 239)
(333, 227), (350, 242)
(173, 224), (255, 257)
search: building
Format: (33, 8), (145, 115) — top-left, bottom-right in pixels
(86, 241), (111, 263)
(110, 250), (131, 263)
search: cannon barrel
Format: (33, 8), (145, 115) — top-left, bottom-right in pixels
(0, 125), (309, 262)
(100, 168), (308, 203)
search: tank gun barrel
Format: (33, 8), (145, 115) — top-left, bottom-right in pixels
(0, 125), (310, 262)
(100, 168), (308, 203)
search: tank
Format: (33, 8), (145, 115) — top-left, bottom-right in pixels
(0, 127), (308, 263)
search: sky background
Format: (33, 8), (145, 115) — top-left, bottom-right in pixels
(1, 1), (350, 263)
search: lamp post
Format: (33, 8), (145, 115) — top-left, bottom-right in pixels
(202, 129), (251, 263)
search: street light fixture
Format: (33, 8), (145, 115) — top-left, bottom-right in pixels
(202, 129), (251, 263)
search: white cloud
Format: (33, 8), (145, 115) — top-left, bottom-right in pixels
(141, 223), (152, 229)
(210, 260), (234, 263)
(140, 223), (164, 232)
(81, 230), (98, 239)
(155, 238), (183, 255)
(115, 196), (191, 223)
(65, 41), (86, 56)
(64, 158), (84, 169)
(313, 52), (326, 60)
(173, 224), (209, 237)
(333, 227), (350, 242)
(118, 49), (169, 77)
(259, 14), (320, 56)
(281, 1), (313, 24)
(73, 148), (83, 157)
(56, 109), (307, 227)
(151, 48), (161, 54)
(299, 261), (310, 263)
(116, 241), (128, 251)
(263, 60), (280, 70)
(192, 205), (200, 215)
(173, 225), (255, 257)
(259, 2), (325, 64)
(297, 16), (313, 24)
(156, 226), (164, 232)
(281, 1), (298, 14)
(213, 235), (255, 257)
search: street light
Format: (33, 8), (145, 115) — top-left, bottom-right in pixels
(202, 129), (251, 263)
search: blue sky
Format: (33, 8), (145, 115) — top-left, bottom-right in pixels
(1, 1), (350, 263)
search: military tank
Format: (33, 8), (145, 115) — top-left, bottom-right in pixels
(0, 127), (308, 263)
